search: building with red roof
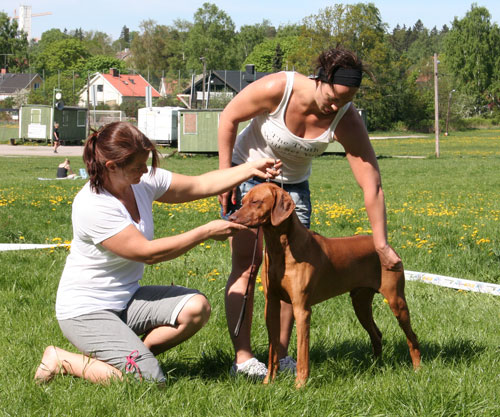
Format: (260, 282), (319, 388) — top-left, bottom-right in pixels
(78, 69), (160, 107)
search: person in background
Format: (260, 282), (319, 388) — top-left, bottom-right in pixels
(56, 158), (76, 179)
(53, 122), (61, 153)
(35, 121), (281, 385)
(218, 47), (402, 378)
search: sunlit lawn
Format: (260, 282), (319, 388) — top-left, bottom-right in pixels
(0, 130), (499, 416)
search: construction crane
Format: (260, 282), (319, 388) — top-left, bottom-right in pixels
(12, 5), (52, 40)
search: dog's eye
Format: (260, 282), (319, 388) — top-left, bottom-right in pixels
(251, 200), (262, 205)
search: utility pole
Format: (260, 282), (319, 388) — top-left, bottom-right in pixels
(433, 53), (440, 158)
(200, 57), (206, 109)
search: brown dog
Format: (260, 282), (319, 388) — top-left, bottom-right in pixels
(229, 182), (420, 387)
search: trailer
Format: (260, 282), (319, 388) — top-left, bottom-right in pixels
(137, 106), (182, 145)
(176, 109), (345, 154)
(19, 104), (88, 144)
(53, 106), (88, 144)
(19, 104), (52, 143)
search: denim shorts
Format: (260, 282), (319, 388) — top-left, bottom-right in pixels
(221, 176), (311, 228)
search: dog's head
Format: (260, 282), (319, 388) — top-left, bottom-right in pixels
(229, 182), (296, 227)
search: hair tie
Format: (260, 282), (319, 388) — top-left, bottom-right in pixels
(89, 130), (99, 154)
(317, 67), (363, 87)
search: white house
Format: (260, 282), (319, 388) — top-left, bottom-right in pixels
(79, 69), (160, 107)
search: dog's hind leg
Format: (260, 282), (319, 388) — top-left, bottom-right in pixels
(350, 288), (382, 357)
(380, 280), (421, 370)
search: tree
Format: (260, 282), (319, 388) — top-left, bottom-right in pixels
(272, 43), (284, 72)
(71, 28), (84, 41)
(74, 55), (127, 74)
(120, 26), (130, 49)
(28, 71), (87, 106)
(234, 20), (276, 64)
(244, 36), (302, 72)
(38, 28), (69, 46)
(443, 5), (500, 111)
(82, 30), (115, 56)
(0, 12), (29, 71)
(184, 3), (237, 71)
(32, 38), (90, 75)
(130, 19), (188, 80)
(300, 2), (387, 65)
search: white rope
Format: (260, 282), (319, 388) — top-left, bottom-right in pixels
(405, 270), (500, 296)
(0, 243), (70, 252)
(1, 244), (498, 296)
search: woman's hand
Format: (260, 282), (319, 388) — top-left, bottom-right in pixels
(218, 159), (282, 216)
(205, 219), (248, 241)
(250, 158), (282, 181)
(376, 244), (403, 271)
(218, 188), (235, 217)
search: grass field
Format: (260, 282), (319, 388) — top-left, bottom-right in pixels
(1, 130), (499, 416)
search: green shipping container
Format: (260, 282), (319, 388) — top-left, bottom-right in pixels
(177, 109), (226, 153)
(54, 106), (88, 144)
(177, 109), (345, 154)
(19, 104), (88, 144)
(19, 104), (52, 142)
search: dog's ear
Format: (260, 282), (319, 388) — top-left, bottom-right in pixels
(271, 188), (296, 226)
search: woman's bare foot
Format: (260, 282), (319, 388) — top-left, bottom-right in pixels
(35, 346), (64, 383)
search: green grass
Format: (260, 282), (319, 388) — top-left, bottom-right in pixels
(1, 131), (500, 416)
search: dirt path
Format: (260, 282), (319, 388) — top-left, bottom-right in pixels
(0, 144), (85, 157)
(0, 135), (428, 157)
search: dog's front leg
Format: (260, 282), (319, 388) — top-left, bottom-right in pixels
(264, 292), (281, 384)
(293, 304), (311, 388)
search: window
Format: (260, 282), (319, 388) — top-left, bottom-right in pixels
(97, 84), (104, 92)
(62, 111), (69, 127)
(183, 113), (197, 134)
(33, 83), (40, 90)
(77, 110), (86, 127)
(31, 109), (41, 124)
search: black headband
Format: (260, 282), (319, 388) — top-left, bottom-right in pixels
(317, 67), (363, 87)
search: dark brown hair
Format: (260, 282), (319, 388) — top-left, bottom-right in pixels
(83, 121), (160, 193)
(316, 48), (372, 84)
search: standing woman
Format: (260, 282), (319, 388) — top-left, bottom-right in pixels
(35, 121), (280, 384)
(53, 122), (61, 153)
(218, 48), (402, 377)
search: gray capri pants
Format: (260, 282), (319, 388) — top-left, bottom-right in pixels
(58, 285), (201, 383)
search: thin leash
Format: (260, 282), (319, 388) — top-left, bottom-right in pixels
(234, 161), (283, 337)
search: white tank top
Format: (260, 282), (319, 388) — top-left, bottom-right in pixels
(232, 71), (351, 183)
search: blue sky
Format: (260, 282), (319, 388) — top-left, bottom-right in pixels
(2, 0), (500, 41)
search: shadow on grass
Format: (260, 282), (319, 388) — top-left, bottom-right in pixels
(307, 336), (486, 373)
(159, 348), (236, 381)
(157, 337), (485, 383)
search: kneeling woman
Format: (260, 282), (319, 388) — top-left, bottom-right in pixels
(35, 122), (280, 384)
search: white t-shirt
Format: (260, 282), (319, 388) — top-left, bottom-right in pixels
(233, 71), (351, 184)
(56, 168), (172, 320)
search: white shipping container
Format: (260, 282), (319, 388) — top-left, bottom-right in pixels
(138, 106), (182, 144)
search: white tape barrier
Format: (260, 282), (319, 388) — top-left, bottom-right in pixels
(405, 270), (500, 296)
(1, 244), (498, 296)
(0, 243), (70, 252)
